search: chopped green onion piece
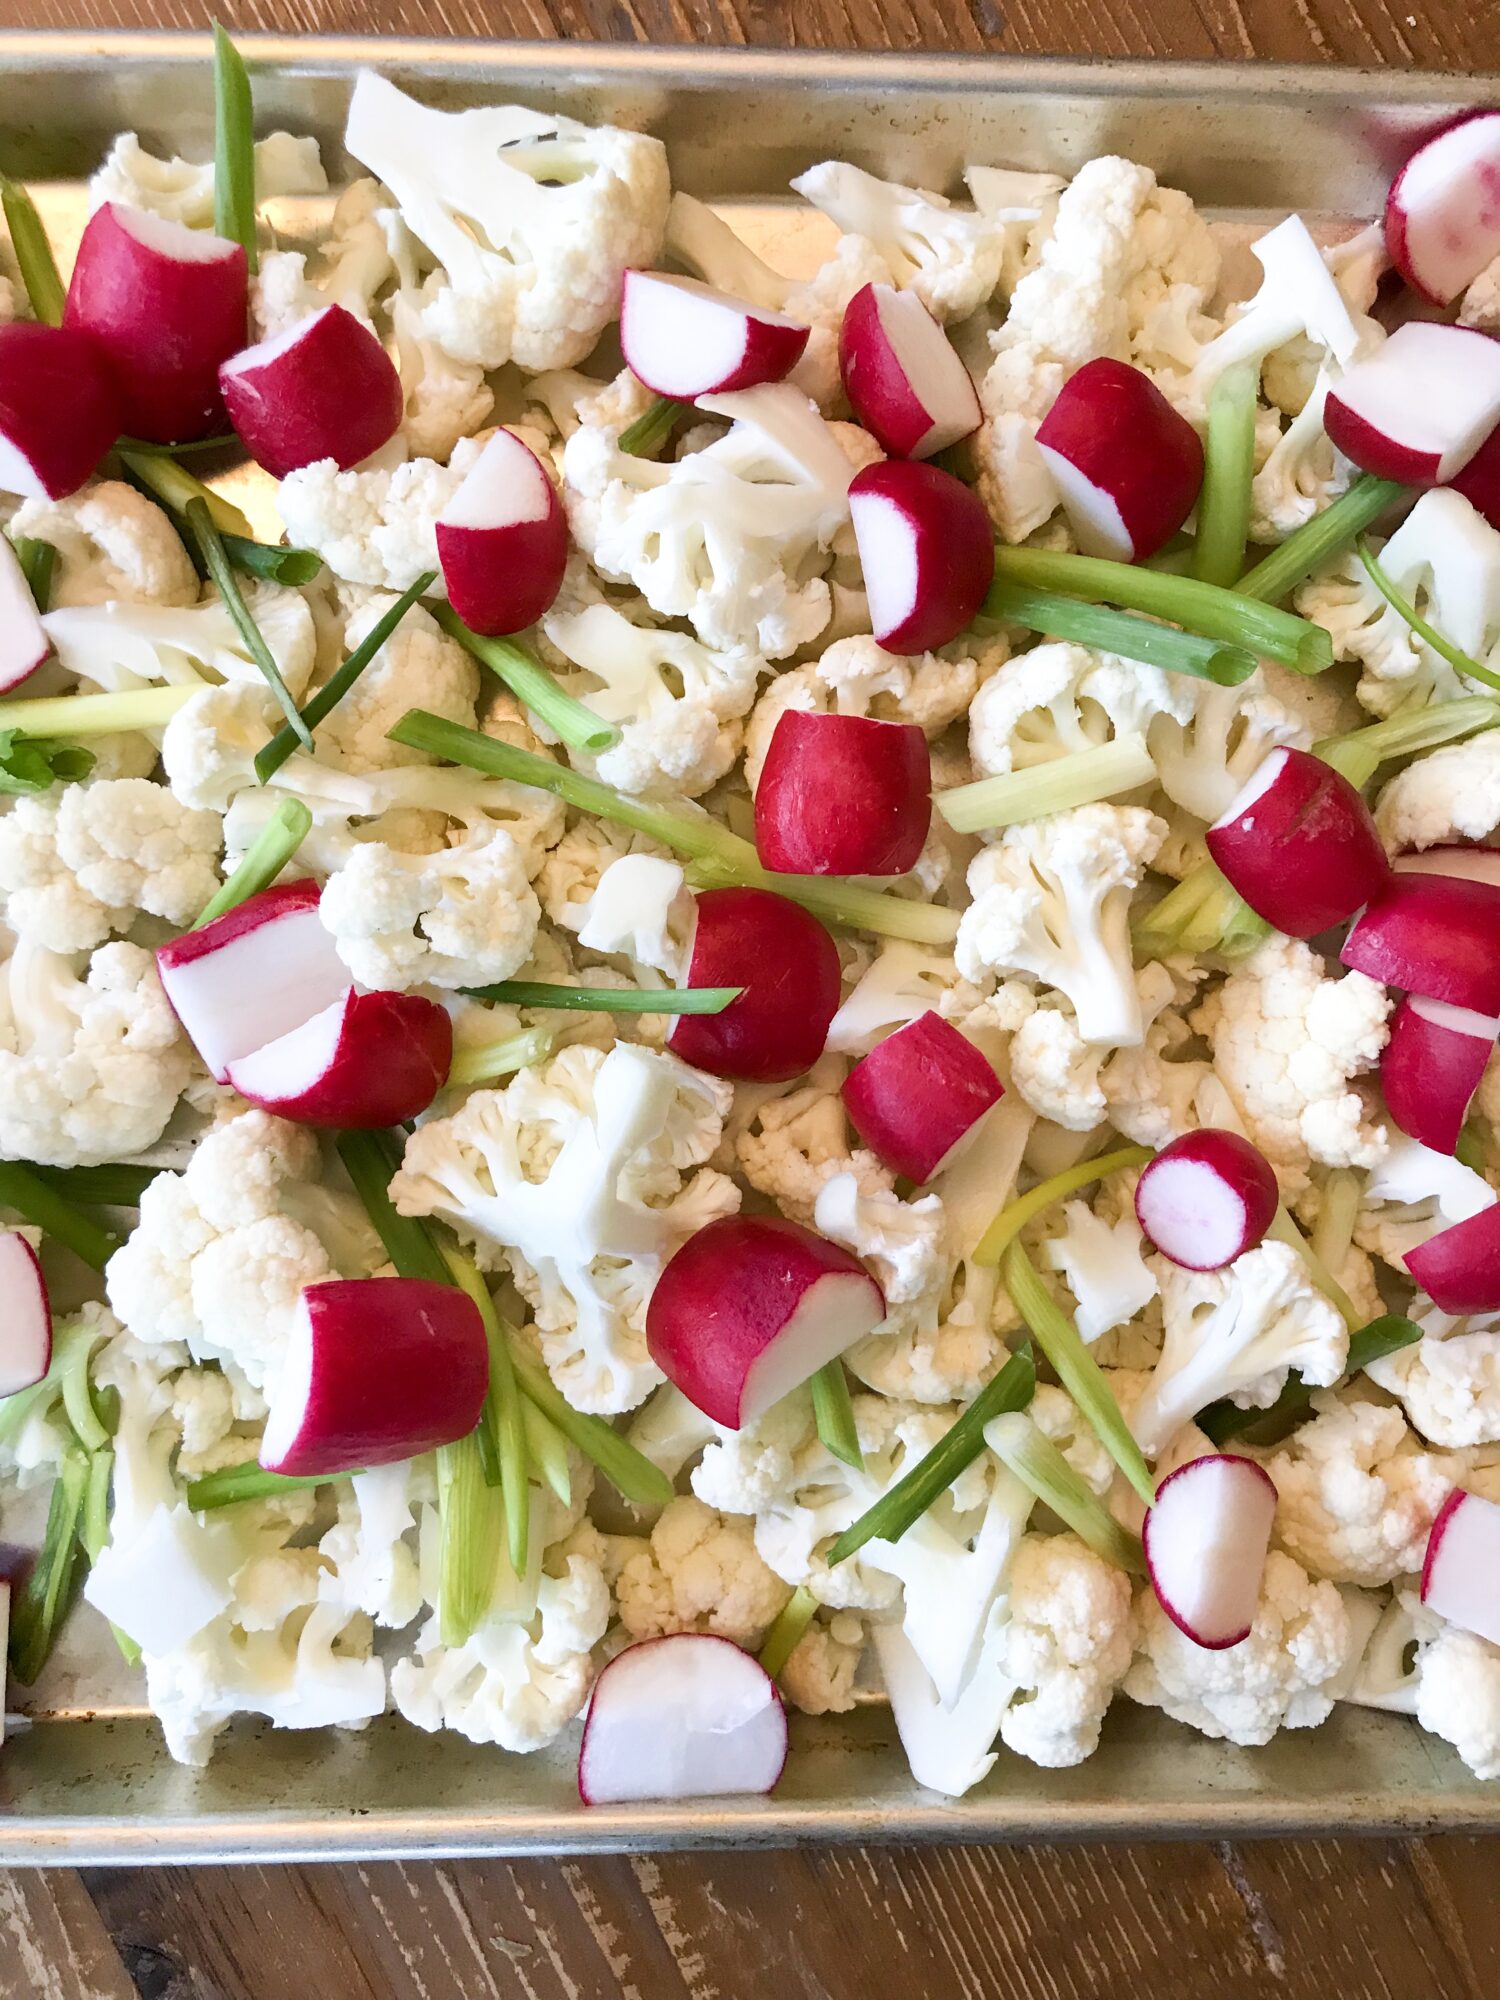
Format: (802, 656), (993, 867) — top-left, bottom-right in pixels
(219, 535), (324, 587)
(192, 797), (311, 928)
(334, 1129), (454, 1287)
(758, 1585), (819, 1681)
(1132, 857), (1269, 961)
(983, 579), (1257, 686)
(0, 174), (65, 326)
(0, 1316), (108, 1449)
(937, 733), (1156, 834)
(8, 1449), (88, 1685)
(0, 1162), (121, 1271)
(1236, 475), (1406, 604)
(1458, 1123), (1488, 1174)
(619, 395), (685, 458)
(1266, 1204), (1361, 1334)
(119, 452), (254, 542)
(985, 1411), (1147, 1575)
(447, 1027), (555, 1091)
(436, 1427), (502, 1648)
(212, 23), (258, 275)
(810, 1361), (863, 1472)
(460, 981), (742, 1017)
(116, 433), (239, 459)
(32, 1163), (155, 1206)
(507, 1339), (673, 1509)
(60, 1326), (108, 1454)
(80, 1447), (113, 1565)
(827, 1344), (1036, 1565)
(683, 854), (962, 946)
(185, 498), (313, 750)
(1315, 696), (1500, 790)
(0, 686), (197, 738)
(443, 1244), (531, 1576)
(1192, 364), (1258, 589)
(431, 604), (621, 756)
(523, 1401), (573, 1507)
(974, 1145), (1154, 1268)
(1310, 1167), (1361, 1275)
(0, 733), (95, 798)
(1199, 1315), (1421, 1447)
(186, 1460), (348, 1510)
(1355, 535), (1500, 694)
(13, 536), (56, 612)
(1003, 1240), (1156, 1508)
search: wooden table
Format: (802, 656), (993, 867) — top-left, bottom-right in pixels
(2, 0), (1496, 1989)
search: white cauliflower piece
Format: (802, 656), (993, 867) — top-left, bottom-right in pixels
(390, 286), (496, 462)
(1040, 1198), (1159, 1346)
(42, 583), (319, 700)
(780, 1612), (865, 1716)
(1375, 730), (1500, 852)
(317, 826), (539, 991)
(1008, 961), (1184, 1132)
(615, 1496), (791, 1645)
(996, 1531), (1135, 1768)
(89, 130), (326, 228)
(967, 640), (1193, 780)
(1462, 255), (1500, 336)
(251, 178), (396, 340)
(1145, 674), (1312, 826)
(11, 482), (198, 608)
(735, 1060), (893, 1225)
(575, 853), (692, 980)
(813, 1171), (948, 1310)
(275, 440), (484, 594)
(316, 596), (480, 774)
(789, 160), (1007, 322)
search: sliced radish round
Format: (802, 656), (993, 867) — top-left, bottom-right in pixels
(620, 269), (810, 400)
(1205, 746), (1391, 938)
(1386, 112), (1500, 306)
(754, 709), (931, 877)
(259, 1277), (489, 1476)
(578, 1634), (787, 1805)
(1135, 1130), (1280, 1272)
(0, 1232), (51, 1399)
(0, 533), (51, 693)
(1341, 872), (1500, 1014)
(668, 886), (841, 1083)
(1034, 357), (1205, 563)
(1322, 322), (1500, 488)
(226, 988), (453, 1129)
(1381, 993), (1498, 1156)
(848, 459), (993, 655)
(155, 880), (349, 1083)
(1421, 1487), (1500, 1645)
(646, 1212), (885, 1428)
(841, 1011), (1003, 1185)
(435, 428), (569, 637)
(1453, 422), (1500, 531)
(838, 283), (981, 461)
(1142, 1453), (1278, 1650)
(1393, 843), (1500, 887)
(0, 322), (121, 501)
(220, 305), (404, 478)
(1405, 1202), (1500, 1314)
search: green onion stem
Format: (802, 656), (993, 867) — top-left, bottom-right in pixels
(212, 23), (258, 275)
(1355, 535), (1500, 693)
(119, 452), (254, 542)
(1199, 1314), (1421, 1447)
(982, 580), (1257, 686)
(0, 175), (65, 326)
(459, 981), (742, 1017)
(1310, 1167), (1362, 1275)
(219, 536), (324, 587)
(811, 1361), (864, 1471)
(937, 734), (1156, 834)
(1236, 475), (1407, 604)
(80, 1447), (113, 1564)
(191, 797), (311, 928)
(0, 1163), (120, 1272)
(447, 1027), (555, 1091)
(1192, 365), (1258, 589)
(185, 498), (313, 749)
(186, 1460), (349, 1510)
(506, 1339), (673, 1509)
(334, 1130), (454, 1286)
(985, 1411), (1147, 1575)
(619, 396), (686, 458)
(1314, 696), (1500, 791)
(436, 1427), (502, 1648)
(117, 433), (238, 459)
(13, 536), (56, 612)
(0, 686), (196, 739)
(431, 604), (621, 756)
(0, 1317), (108, 1450)
(59, 1328), (108, 1454)
(523, 1401), (573, 1506)
(32, 1163), (155, 1206)
(758, 1585), (819, 1681)
(1266, 1204), (1361, 1334)
(8, 1449), (88, 1685)
(443, 1244), (531, 1576)
(1132, 858), (1269, 961)
(974, 1145), (1154, 1268)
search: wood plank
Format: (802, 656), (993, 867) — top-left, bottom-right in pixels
(0, 1871), (133, 2000)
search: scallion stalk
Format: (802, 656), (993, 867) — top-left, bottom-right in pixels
(443, 1243), (531, 1575)
(758, 1585), (818, 1680)
(982, 579), (1257, 686)
(0, 174), (65, 326)
(507, 1339), (673, 1509)
(436, 1427), (502, 1648)
(8, 1449), (88, 1685)
(334, 1129), (455, 1286)
(80, 1447), (113, 1564)
(523, 1401), (573, 1507)
(186, 1460), (350, 1510)
(13, 536), (56, 612)
(683, 853), (961, 946)
(431, 604), (620, 756)
(1199, 1314), (1421, 1447)
(192, 797), (311, 928)
(1315, 695), (1500, 790)
(1356, 534), (1500, 693)
(212, 23), (258, 275)
(1131, 858), (1268, 961)
(0, 1316), (109, 1450)
(0, 686), (196, 739)
(446, 1027), (555, 1091)
(0, 1162), (120, 1272)
(117, 433), (239, 458)
(458, 981), (741, 1017)
(1236, 474), (1406, 603)
(619, 396), (686, 458)
(60, 1327), (109, 1454)
(219, 536), (324, 587)
(185, 498), (313, 749)
(119, 452), (254, 542)
(937, 734), (1156, 835)
(811, 1361), (863, 1472)
(1191, 364), (1258, 588)
(32, 1163), (155, 1206)
(984, 1411), (1147, 1574)
(973, 1145), (1153, 1268)
(1266, 1204), (1361, 1333)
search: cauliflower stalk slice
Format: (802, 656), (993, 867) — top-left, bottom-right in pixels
(789, 160), (1010, 323)
(41, 582), (319, 699)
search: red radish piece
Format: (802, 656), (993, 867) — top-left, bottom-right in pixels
(435, 428), (569, 637)
(226, 988), (453, 1129)
(754, 710), (931, 877)
(848, 460), (994, 654)
(1205, 746), (1391, 938)
(646, 1213), (885, 1428)
(65, 204), (248, 443)
(578, 1635), (787, 1805)
(219, 306), (403, 478)
(259, 1277), (489, 1477)
(1135, 1130), (1280, 1272)
(1421, 1487), (1500, 1644)
(0, 534), (50, 692)
(156, 880), (348, 1083)
(1404, 1201), (1500, 1314)
(1394, 844), (1500, 887)
(1386, 112), (1500, 305)
(1381, 993), (1498, 1155)
(0, 1232), (51, 1399)
(1142, 1453), (1278, 1650)
(620, 269), (810, 400)
(841, 1012), (1003, 1184)
(668, 886), (841, 1083)
(0, 322), (120, 501)
(1453, 422), (1500, 531)
(838, 283), (981, 461)
(1322, 322), (1500, 487)
(1034, 358), (1205, 563)
(1342, 872), (1500, 1014)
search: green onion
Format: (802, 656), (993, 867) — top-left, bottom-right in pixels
(119, 452), (254, 542)
(1356, 535), (1500, 694)
(0, 734), (95, 798)
(0, 686), (197, 738)
(431, 604), (621, 756)
(0, 174), (65, 326)
(1315, 696), (1500, 790)
(191, 797), (311, 928)
(619, 396), (686, 458)
(80, 1447), (114, 1565)
(1309, 1167), (1361, 1276)
(523, 1401), (573, 1507)
(758, 1585), (819, 1681)
(989, 545), (1332, 674)
(436, 1427), (502, 1648)
(0, 1316), (110, 1451)
(1199, 1314), (1421, 1448)
(1132, 858), (1269, 961)
(443, 1243), (531, 1575)
(13, 536), (56, 612)
(117, 434), (239, 459)
(459, 981), (742, 1017)
(31, 1163), (155, 1206)
(0, 1162), (121, 1271)
(1458, 1123), (1488, 1174)
(685, 854), (961, 946)
(447, 1027), (556, 1091)
(212, 23), (258, 275)
(334, 1130), (455, 1287)
(984, 1411), (1147, 1574)
(60, 1327), (109, 1454)
(1003, 1240), (1156, 1508)
(937, 734), (1156, 835)
(219, 536), (324, 587)
(982, 579), (1257, 686)
(1266, 1204), (1361, 1334)
(974, 1145), (1153, 1268)
(186, 1460), (349, 1510)
(827, 1344), (1035, 1565)
(1236, 475), (1406, 604)
(185, 498), (313, 749)
(8, 1449), (88, 1685)
(506, 1338), (673, 1509)
(810, 1361), (863, 1472)
(1192, 365), (1258, 589)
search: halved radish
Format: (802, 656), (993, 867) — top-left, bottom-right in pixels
(1322, 322), (1500, 487)
(838, 283), (981, 461)
(1034, 358), (1205, 563)
(578, 1635), (787, 1805)
(1342, 872), (1500, 1014)
(1135, 1130), (1280, 1272)
(754, 710), (931, 876)
(1453, 422), (1500, 531)
(668, 886), (841, 1083)
(0, 1232), (51, 1399)
(1393, 844), (1500, 887)
(1405, 1202), (1500, 1314)
(841, 1011), (1003, 1184)
(435, 428), (569, 637)
(620, 269), (810, 400)
(646, 1213), (885, 1428)
(0, 534), (50, 692)
(0, 322), (120, 501)
(259, 1277), (489, 1476)
(1421, 1487), (1500, 1644)
(65, 204), (248, 443)
(1386, 112), (1500, 305)
(1142, 1453), (1278, 1650)
(156, 880), (348, 1083)
(1205, 746), (1391, 938)
(226, 988), (453, 1128)
(220, 305), (404, 478)
(1382, 993), (1498, 1155)
(848, 460), (994, 654)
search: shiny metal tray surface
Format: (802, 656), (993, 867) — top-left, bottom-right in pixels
(2, 31), (1500, 1861)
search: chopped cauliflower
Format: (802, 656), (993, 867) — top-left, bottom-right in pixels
(1375, 730), (1500, 852)
(317, 827), (540, 990)
(790, 160), (1008, 322)
(997, 1532), (1135, 1768)
(615, 1497), (791, 1645)
(316, 595), (480, 773)
(967, 640), (1193, 781)
(89, 129), (326, 228)
(276, 438), (485, 593)
(11, 482), (199, 608)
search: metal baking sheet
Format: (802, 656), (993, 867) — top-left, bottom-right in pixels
(2, 31), (1499, 1862)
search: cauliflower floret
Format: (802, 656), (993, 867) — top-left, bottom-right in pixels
(317, 826), (540, 991)
(813, 1171), (948, 1309)
(317, 1466), (424, 1632)
(1462, 255), (1500, 336)
(615, 1496), (791, 1645)
(1144, 674), (1312, 826)
(1008, 961), (1185, 1132)
(1039, 1197), (1159, 1347)
(251, 177), (396, 340)
(1367, 1330), (1500, 1449)
(789, 161), (1007, 322)
(967, 640), (1194, 780)
(1375, 730), (1500, 852)
(11, 482), (199, 608)
(42, 580), (320, 700)
(316, 596), (480, 773)
(735, 1060), (894, 1224)
(780, 1612), (865, 1716)
(90, 129), (326, 228)
(276, 438), (485, 593)
(389, 285), (496, 461)
(997, 1532), (1135, 1768)
(1410, 1604), (1500, 1780)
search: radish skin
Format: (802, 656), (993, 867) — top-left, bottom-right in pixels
(1386, 112), (1500, 305)
(1421, 1488), (1500, 1645)
(1034, 358), (1205, 562)
(436, 428), (569, 636)
(620, 270), (809, 399)
(1142, 1454), (1278, 1650)
(1322, 322), (1500, 487)
(0, 322), (120, 501)
(1405, 1202), (1500, 1314)
(220, 305), (404, 477)
(1205, 746), (1391, 938)
(1342, 873), (1500, 1015)
(754, 710), (931, 877)
(1381, 994), (1498, 1156)
(841, 1012), (1003, 1184)
(668, 886), (841, 1083)
(226, 988), (453, 1128)
(578, 1634), (787, 1804)
(848, 460), (994, 655)
(1134, 1130), (1280, 1272)
(838, 283), (980, 460)
(0, 1232), (51, 1399)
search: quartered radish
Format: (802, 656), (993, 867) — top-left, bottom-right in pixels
(1034, 357), (1205, 563)
(259, 1277), (490, 1476)
(1454, 422), (1500, 531)
(841, 1011), (1003, 1184)
(754, 709), (931, 877)
(0, 322), (121, 501)
(1421, 1487), (1500, 1644)
(1393, 844), (1500, 887)
(1382, 994), (1499, 1156)
(1135, 1130), (1280, 1272)
(1342, 872), (1500, 1015)
(220, 305), (404, 478)
(1205, 746), (1391, 938)
(156, 880), (348, 1083)
(1386, 112), (1500, 305)
(620, 269), (810, 399)
(1404, 1202), (1500, 1314)
(668, 886), (841, 1083)
(1142, 1454), (1278, 1650)
(0, 534), (51, 692)
(838, 282), (981, 460)
(1322, 322), (1500, 487)
(848, 459), (994, 654)
(578, 1635), (787, 1805)
(646, 1213), (885, 1428)
(226, 988), (454, 1129)
(435, 427), (569, 636)
(0, 1232), (51, 1399)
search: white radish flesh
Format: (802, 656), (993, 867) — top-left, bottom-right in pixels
(0, 1233), (51, 1399)
(1421, 1487), (1500, 1644)
(1134, 1130), (1280, 1272)
(1404, 1202), (1500, 1314)
(1205, 746), (1391, 938)
(0, 323), (120, 501)
(1381, 993), (1498, 1156)
(226, 988), (453, 1129)
(841, 1011), (1003, 1184)
(668, 886), (842, 1083)
(838, 283), (980, 460)
(1142, 1453), (1278, 1650)
(754, 709), (931, 877)
(1342, 873), (1500, 1015)
(436, 427), (569, 637)
(1323, 322), (1500, 487)
(1034, 357), (1204, 562)
(848, 459), (994, 655)
(1386, 113), (1500, 305)
(220, 305), (404, 478)
(578, 1635), (787, 1805)
(620, 270), (810, 399)
(0, 534), (51, 693)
